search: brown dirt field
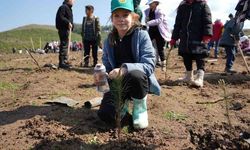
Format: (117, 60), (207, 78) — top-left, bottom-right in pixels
(0, 50), (250, 150)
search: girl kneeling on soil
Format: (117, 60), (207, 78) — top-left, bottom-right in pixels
(95, 0), (160, 129)
(170, 0), (212, 87)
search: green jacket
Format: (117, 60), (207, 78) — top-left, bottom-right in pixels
(81, 16), (101, 45)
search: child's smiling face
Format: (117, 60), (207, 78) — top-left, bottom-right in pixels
(112, 9), (133, 34)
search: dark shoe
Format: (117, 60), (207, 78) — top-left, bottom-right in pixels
(59, 63), (71, 69)
(83, 63), (89, 67)
(225, 68), (237, 74)
(92, 63), (97, 68)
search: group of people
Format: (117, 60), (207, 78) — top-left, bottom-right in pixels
(56, 1), (102, 68)
(43, 41), (83, 53)
(44, 41), (60, 53)
(56, 0), (245, 129)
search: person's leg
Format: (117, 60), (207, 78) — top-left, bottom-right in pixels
(214, 41), (219, 58)
(122, 70), (149, 129)
(83, 40), (91, 67)
(156, 36), (166, 62)
(122, 70), (148, 99)
(98, 71), (148, 127)
(58, 30), (69, 68)
(192, 55), (205, 87)
(179, 54), (194, 82)
(207, 41), (213, 50)
(97, 92), (116, 124)
(195, 55), (205, 71)
(151, 39), (160, 66)
(183, 54), (193, 71)
(91, 40), (98, 67)
(149, 31), (160, 66)
(225, 46), (236, 73)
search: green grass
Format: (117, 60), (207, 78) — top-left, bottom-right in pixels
(164, 111), (188, 121)
(0, 81), (20, 91)
(0, 82), (20, 100)
(0, 61), (7, 68)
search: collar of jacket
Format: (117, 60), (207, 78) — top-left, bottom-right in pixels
(110, 25), (140, 46)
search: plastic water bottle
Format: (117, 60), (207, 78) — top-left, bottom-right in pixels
(94, 64), (110, 93)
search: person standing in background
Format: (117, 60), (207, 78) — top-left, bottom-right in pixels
(81, 5), (102, 67)
(219, 15), (244, 73)
(208, 19), (224, 58)
(170, 0), (212, 87)
(56, 0), (75, 69)
(144, 0), (171, 68)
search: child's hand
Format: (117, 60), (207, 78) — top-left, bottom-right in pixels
(109, 68), (127, 79)
(170, 39), (176, 48)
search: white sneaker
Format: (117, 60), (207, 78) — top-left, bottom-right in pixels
(192, 70), (204, 87)
(178, 71), (194, 83)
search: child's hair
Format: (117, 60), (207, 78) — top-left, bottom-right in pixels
(154, 2), (159, 6)
(109, 12), (141, 47)
(85, 5), (94, 11)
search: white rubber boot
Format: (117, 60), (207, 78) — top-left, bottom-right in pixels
(178, 71), (194, 83)
(132, 96), (148, 129)
(192, 70), (204, 87)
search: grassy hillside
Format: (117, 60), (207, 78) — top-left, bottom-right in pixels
(0, 24), (111, 53)
(0, 24), (82, 53)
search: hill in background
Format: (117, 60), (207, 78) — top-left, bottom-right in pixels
(0, 24), (82, 53)
(0, 24), (110, 53)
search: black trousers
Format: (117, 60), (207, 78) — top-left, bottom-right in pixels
(182, 54), (205, 71)
(83, 40), (98, 65)
(98, 70), (148, 124)
(58, 30), (69, 65)
(149, 31), (166, 61)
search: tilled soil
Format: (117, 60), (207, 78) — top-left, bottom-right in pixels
(0, 51), (250, 150)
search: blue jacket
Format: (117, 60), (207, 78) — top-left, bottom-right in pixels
(219, 18), (244, 47)
(102, 28), (161, 96)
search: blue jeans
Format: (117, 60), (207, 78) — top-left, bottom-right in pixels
(208, 40), (219, 57)
(225, 46), (236, 69)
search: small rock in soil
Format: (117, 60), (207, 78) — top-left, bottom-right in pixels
(38, 96), (47, 99)
(230, 102), (244, 111)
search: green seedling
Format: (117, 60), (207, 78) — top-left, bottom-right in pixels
(218, 79), (232, 127)
(164, 111), (188, 121)
(87, 136), (99, 145)
(110, 74), (124, 140)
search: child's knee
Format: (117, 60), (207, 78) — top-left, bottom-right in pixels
(126, 70), (147, 81)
